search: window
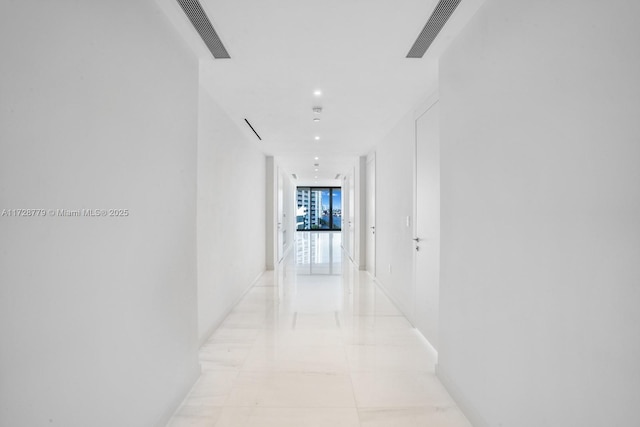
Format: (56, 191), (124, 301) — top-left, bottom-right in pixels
(296, 187), (342, 231)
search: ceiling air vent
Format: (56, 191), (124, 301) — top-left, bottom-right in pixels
(177, 0), (230, 59)
(406, 0), (461, 58)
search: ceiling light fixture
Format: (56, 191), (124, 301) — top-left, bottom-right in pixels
(313, 90), (322, 96)
(314, 136), (320, 140)
(313, 118), (320, 122)
(314, 157), (319, 160)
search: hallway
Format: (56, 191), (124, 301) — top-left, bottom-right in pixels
(168, 232), (470, 427)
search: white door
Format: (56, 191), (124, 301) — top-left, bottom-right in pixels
(348, 169), (355, 258)
(276, 168), (284, 262)
(414, 101), (440, 350)
(366, 154), (376, 277)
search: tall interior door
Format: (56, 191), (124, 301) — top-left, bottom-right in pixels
(414, 101), (440, 350)
(276, 167), (284, 262)
(348, 169), (355, 257)
(366, 154), (376, 277)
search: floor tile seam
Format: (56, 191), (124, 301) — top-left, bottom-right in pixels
(349, 314), (406, 318)
(232, 326), (284, 372)
(346, 369), (435, 375)
(249, 341), (348, 347)
(202, 368), (241, 408)
(353, 403), (445, 410)
(344, 342), (431, 348)
(217, 404), (361, 408)
(226, 341), (258, 373)
(340, 328), (362, 416)
(199, 368), (243, 374)
(234, 370), (353, 377)
(356, 404), (461, 411)
(236, 369), (351, 375)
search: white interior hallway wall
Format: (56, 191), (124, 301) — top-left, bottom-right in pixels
(367, 96), (440, 337)
(438, 1), (640, 426)
(197, 65), (268, 344)
(0, 1), (202, 425)
(363, 1), (640, 426)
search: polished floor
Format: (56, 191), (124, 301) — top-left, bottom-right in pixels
(167, 232), (472, 427)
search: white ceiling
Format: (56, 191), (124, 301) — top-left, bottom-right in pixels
(156, 0), (484, 182)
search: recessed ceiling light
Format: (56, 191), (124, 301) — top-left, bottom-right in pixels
(314, 157), (319, 160)
(314, 168), (318, 171)
(313, 118), (320, 122)
(314, 136), (320, 140)
(313, 89), (322, 96)
(315, 176), (318, 179)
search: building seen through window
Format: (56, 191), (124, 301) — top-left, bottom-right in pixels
(296, 187), (341, 230)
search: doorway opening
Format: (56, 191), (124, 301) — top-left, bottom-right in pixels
(296, 187), (342, 231)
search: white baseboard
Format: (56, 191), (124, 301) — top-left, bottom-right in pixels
(436, 365), (489, 427)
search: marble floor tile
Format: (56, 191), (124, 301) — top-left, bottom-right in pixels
(166, 405), (222, 427)
(214, 407), (360, 427)
(255, 329), (345, 347)
(205, 327), (262, 345)
(181, 371), (238, 406)
(166, 231), (471, 427)
(221, 311), (278, 329)
(350, 371), (457, 408)
(342, 325), (427, 346)
(199, 343), (253, 372)
(225, 371), (356, 407)
(241, 344), (349, 373)
(292, 312), (342, 330)
(346, 315), (414, 332)
(358, 406), (473, 427)
(346, 344), (437, 372)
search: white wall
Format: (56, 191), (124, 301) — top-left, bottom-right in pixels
(438, 1), (640, 426)
(372, 111), (417, 319)
(0, 1), (200, 426)
(197, 72), (266, 343)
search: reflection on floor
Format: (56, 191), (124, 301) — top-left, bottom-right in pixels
(295, 231), (342, 275)
(167, 231), (472, 427)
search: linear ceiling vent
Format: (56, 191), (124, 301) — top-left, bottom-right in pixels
(406, 0), (461, 58)
(177, 0), (230, 59)
(244, 119), (262, 141)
